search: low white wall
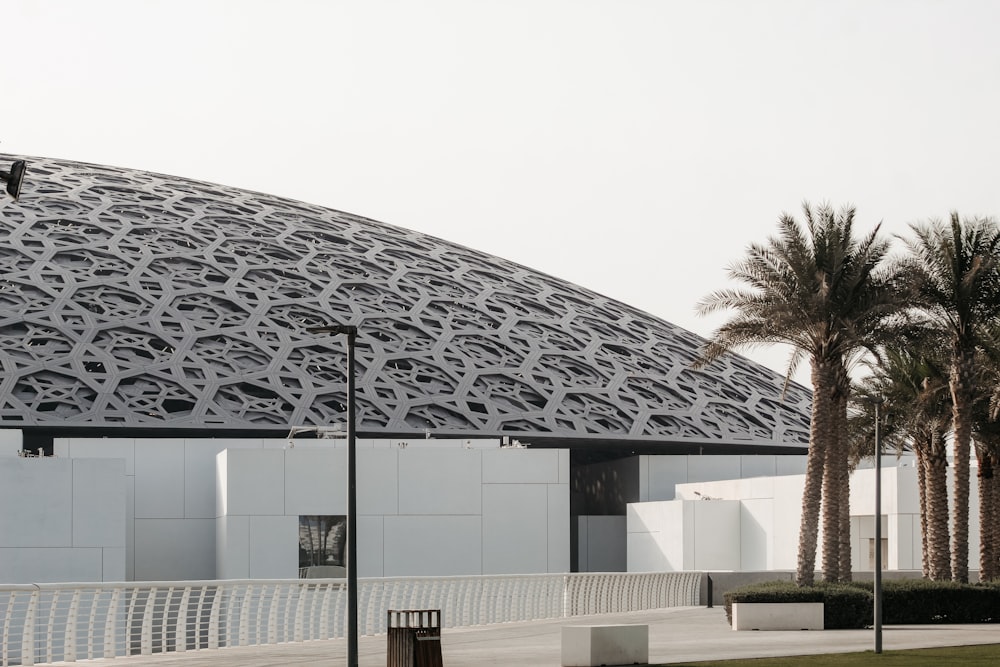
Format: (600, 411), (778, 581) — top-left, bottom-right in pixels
(629, 461), (977, 574)
(627, 499), (741, 571)
(0, 456), (125, 583)
(216, 445), (570, 579)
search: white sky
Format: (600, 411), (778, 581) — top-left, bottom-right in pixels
(5, 0), (1000, 382)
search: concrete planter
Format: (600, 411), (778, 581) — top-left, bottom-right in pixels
(732, 602), (824, 631)
(561, 624), (649, 666)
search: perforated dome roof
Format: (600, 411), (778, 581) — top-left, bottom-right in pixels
(0, 155), (810, 449)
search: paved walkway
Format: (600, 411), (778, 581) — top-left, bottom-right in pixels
(49, 606), (1000, 666)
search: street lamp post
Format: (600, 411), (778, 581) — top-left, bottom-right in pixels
(873, 399), (883, 654)
(307, 324), (358, 667)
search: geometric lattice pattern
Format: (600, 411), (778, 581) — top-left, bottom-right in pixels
(0, 155), (810, 446)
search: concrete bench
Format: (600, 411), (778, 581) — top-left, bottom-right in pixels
(732, 602), (824, 631)
(561, 624), (648, 666)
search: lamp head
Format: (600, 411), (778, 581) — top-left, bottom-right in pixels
(1, 160), (26, 200)
(307, 324), (358, 336)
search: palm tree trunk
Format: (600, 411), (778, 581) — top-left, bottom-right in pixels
(837, 447), (852, 581)
(799, 360), (836, 586)
(925, 429), (951, 581)
(822, 417), (841, 582)
(979, 449), (998, 581)
(821, 364), (850, 583)
(915, 447), (929, 578)
(836, 374), (852, 582)
(951, 347), (976, 583)
(991, 455), (1000, 580)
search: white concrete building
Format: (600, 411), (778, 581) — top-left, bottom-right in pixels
(8, 422), (968, 585)
(627, 456), (978, 574)
(0, 432), (571, 584)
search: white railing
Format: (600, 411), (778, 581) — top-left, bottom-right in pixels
(0, 572), (701, 665)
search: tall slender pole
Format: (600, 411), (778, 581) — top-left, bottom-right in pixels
(873, 400), (883, 654)
(306, 324), (359, 667)
(345, 328), (358, 667)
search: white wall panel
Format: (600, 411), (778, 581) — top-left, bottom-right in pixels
(221, 448), (285, 516)
(398, 449), (481, 515)
(185, 439), (262, 518)
(638, 456), (650, 502)
(692, 501), (740, 570)
(72, 458), (126, 547)
(676, 478), (753, 501)
(740, 455), (776, 479)
(627, 501), (689, 571)
(382, 516), (482, 576)
(483, 484), (548, 574)
(748, 476), (775, 499)
(126, 476), (135, 580)
(0, 458), (72, 547)
(740, 499), (772, 570)
(249, 515), (298, 579)
(0, 429), (22, 456)
(64, 438), (136, 474)
(626, 532), (673, 572)
(134, 519), (216, 581)
(103, 547), (126, 581)
(559, 449), (570, 484)
(579, 516), (626, 572)
(850, 516), (863, 572)
(483, 449), (559, 484)
(890, 514), (916, 570)
(547, 484), (570, 572)
(895, 466), (921, 515)
(359, 515), (385, 578)
(284, 448), (345, 515)
(688, 455), (741, 484)
(216, 450), (229, 519)
(0, 548), (103, 583)
(134, 439), (185, 519)
(775, 456), (808, 476)
(217, 515), (250, 580)
(643, 456), (687, 501)
(359, 449), (398, 516)
(769, 475), (804, 570)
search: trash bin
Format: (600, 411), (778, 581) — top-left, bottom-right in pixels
(387, 609), (443, 667)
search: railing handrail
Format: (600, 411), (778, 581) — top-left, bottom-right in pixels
(1, 570), (688, 591)
(0, 572), (702, 665)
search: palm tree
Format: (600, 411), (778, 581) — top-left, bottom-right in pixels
(697, 203), (901, 585)
(973, 403), (1000, 581)
(898, 213), (1000, 582)
(972, 340), (1000, 581)
(856, 345), (952, 580)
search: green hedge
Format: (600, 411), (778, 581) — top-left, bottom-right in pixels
(724, 579), (1000, 628)
(724, 581), (869, 629)
(880, 580), (1000, 624)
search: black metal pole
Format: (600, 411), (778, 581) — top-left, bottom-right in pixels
(345, 328), (358, 667)
(306, 324), (359, 667)
(874, 400), (882, 654)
